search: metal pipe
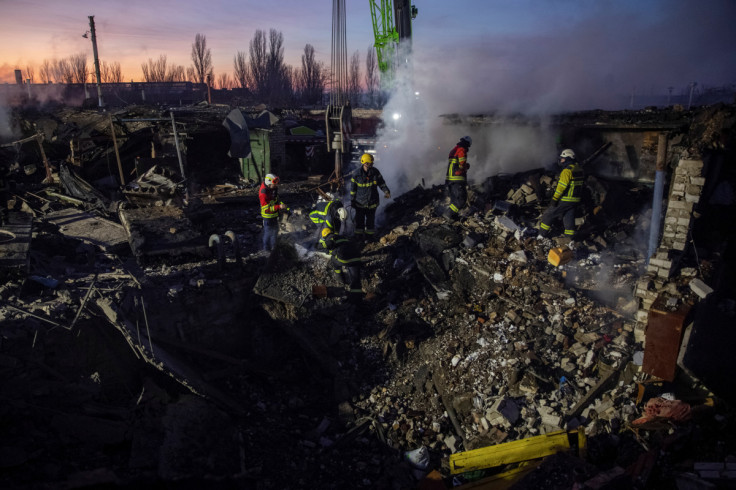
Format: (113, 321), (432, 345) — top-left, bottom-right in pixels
(647, 133), (668, 261)
(224, 231), (241, 263)
(209, 234), (225, 269)
(170, 111), (187, 200)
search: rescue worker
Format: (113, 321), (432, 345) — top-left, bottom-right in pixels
(259, 173), (286, 251)
(445, 136), (472, 220)
(350, 153), (391, 240)
(539, 149), (584, 239)
(309, 198), (347, 238)
(321, 227), (363, 300)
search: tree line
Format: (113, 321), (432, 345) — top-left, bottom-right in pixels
(18, 29), (382, 108)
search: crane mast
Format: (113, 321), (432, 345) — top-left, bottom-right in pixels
(369, 0), (418, 92)
(325, 0), (352, 189)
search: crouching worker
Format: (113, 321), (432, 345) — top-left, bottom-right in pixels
(309, 198), (347, 239)
(320, 228), (363, 301)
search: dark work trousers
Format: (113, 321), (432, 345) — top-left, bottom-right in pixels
(330, 256), (362, 295)
(446, 182), (468, 215)
(539, 201), (578, 237)
(262, 218), (279, 251)
(354, 206), (376, 238)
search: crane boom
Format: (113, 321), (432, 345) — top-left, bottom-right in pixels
(369, 0), (417, 91)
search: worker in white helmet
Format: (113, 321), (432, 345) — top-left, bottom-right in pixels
(259, 173), (286, 251)
(539, 149), (584, 239)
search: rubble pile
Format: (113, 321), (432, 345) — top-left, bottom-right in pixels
(0, 103), (735, 489)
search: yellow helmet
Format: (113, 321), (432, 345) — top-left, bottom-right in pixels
(321, 227), (332, 238)
(360, 153), (374, 165)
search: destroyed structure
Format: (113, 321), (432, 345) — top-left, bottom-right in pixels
(0, 99), (735, 490)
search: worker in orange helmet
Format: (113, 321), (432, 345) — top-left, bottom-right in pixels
(444, 136), (472, 220)
(259, 173), (287, 251)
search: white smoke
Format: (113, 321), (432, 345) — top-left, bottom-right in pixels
(371, 43), (560, 203)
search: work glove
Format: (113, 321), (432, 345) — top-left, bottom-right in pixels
(350, 199), (357, 208)
(549, 200), (559, 208)
(384, 191), (391, 199)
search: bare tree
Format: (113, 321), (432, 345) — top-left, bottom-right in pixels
(53, 58), (74, 83)
(217, 73), (233, 89)
(190, 33), (213, 84)
(39, 60), (52, 84)
(297, 44), (326, 106)
(168, 65), (186, 82)
(142, 55), (186, 82)
(142, 55), (167, 82)
(233, 51), (250, 89)
(267, 29), (293, 106)
(101, 61), (123, 83)
(248, 29), (268, 99)
(348, 50), (361, 107)
(365, 46), (379, 108)
(69, 53), (88, 83)
(23, 65), (35, 83)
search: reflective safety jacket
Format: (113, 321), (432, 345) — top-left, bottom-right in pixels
(259, 182), (282, 219)
(446, 144), (470, 183)
(552, 162), (584, 203)
(350, 166), (389, 209)
(321, 233), (362, 266)
(310, 199), (343, 234)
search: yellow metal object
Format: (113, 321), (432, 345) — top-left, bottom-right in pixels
(548, 247), (573, 267)
(449, 429), (586, 475)
(453, 460), (542, 489)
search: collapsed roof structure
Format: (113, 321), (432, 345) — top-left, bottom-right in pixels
(0, 99), (735, 489)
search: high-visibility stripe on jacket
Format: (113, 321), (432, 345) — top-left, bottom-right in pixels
(309, 200), (342, 233)
(322, 234), (362, 264)
(552, 163), (584, 203)
(350, 166), (389, 208)
(259, 182), (281, 218)
(446, 144), (469, 183)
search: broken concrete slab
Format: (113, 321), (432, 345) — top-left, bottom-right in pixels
(118, 205), (210, 261)
(44, 208), (128, 253)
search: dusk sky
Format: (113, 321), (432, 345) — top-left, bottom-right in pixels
(1, 1), (735, 108)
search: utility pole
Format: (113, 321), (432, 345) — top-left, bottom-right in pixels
(88, 15), (104, 108)
(687, 82), (697, 110)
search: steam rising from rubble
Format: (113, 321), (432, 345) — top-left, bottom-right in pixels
(372, 44), (559, 205)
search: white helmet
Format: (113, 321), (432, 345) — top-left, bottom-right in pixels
(337, 207), (347, 221)
(560, 149), (576, 160)
(264, 173), (280, 186)
(460, 135), (472, 146)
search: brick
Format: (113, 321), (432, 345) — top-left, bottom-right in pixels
(690, 278), (714, 298)
(678, 159), (704, 174)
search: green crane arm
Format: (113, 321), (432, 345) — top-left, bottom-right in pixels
(369, 0), (400, 79)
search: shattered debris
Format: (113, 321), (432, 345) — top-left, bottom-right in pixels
(0, 102), (735, 489)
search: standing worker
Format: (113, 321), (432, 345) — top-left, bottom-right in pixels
(259, 173), (286, 251)
(538, 149), (584, 240)
(350, 153), (391, 240)
(321, 228), (363, 300)
(445, 136), (472, 220)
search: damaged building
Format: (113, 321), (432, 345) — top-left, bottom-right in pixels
(0, 98), (735, 490)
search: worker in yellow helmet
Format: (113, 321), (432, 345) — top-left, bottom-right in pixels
(320, 227), (363, 300)
(350, 153), (391, 240)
